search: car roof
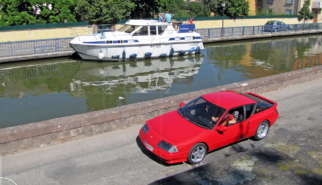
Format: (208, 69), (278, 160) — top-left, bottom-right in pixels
(202, 91), (256, 109)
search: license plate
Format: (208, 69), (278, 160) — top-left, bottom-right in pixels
(144, 140), (153, 152)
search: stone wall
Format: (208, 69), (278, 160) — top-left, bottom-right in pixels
(1, 65), (322, 155)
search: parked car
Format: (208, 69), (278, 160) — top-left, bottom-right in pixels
(264, 20), (289, 32)
(139, 91), (279, 164)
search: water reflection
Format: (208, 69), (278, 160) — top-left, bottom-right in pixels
(0, 56), (203, 127)
(1, 34), (322, 127)
(205, 35), (322, 79)
(70, 56), (203, 111)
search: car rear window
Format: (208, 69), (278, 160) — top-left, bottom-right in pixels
(266, 21), (275, 25)
(239, 93), (274, 113)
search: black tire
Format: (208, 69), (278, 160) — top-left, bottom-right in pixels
(187, 143), (207, 164)
(252, 120), (270, 141)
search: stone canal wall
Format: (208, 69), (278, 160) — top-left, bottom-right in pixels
(1, 65), (322, 154)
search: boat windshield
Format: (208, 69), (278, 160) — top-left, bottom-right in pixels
(118, 24), (135, 33)
(178, 97), (226, 129)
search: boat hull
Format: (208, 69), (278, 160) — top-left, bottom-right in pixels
(70, 42), (204, 61)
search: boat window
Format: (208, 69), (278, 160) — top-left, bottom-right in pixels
(106, 41), (113, 44)
(186, 36), (193, 40)
(174, 37), (180, 41)
(150, 26), (157, 36)
(158, 26), (167, 35)
(118, 25), (135, 33)
(133, 26), (149, 36)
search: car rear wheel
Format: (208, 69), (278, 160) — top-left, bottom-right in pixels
(253, 120), (269, 141)
(188, 143), (207, 164)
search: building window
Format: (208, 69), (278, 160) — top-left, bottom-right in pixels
(285, 9), (292, 15)
(286, 0), (293, 4)
(258, 0), (261, 6)
(267, 0), (273, 4)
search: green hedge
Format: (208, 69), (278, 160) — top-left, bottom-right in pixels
(0, 22), (89, 32)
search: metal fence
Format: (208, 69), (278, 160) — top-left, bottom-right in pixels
(196, 23), (322, 39)
(0, 38), (74, 57)
(1, 23), (322, 58)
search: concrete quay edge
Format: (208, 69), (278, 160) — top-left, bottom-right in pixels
(0, 51), (74, 64)
(0, 29), (322, 63)
(0, 65), (322, 155)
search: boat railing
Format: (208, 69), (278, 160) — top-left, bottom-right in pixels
(70, 27), (94, 38)
(94, 24), (118, 40)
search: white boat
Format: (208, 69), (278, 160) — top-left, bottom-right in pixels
(69, 19), (204, 61)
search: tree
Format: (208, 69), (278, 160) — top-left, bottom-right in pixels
(215, 0), (250, 18)
(0, 0), (78, 26)
(187, 2), (205, 17)
(298, 0), (314, 23)
(130, 0), (169, 18)
(75, 0), (135, 24)
(202, 0), (218, 17)
(160, 0), (189, 18)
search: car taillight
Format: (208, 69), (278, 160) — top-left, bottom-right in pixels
(273, 25), (275, 27)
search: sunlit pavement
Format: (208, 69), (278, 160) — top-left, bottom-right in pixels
(151, 124), (322, 185)
(2, 78), (322, 185)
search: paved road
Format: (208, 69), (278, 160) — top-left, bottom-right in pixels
(2, 78), (322, 185)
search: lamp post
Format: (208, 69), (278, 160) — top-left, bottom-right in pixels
(221, 1), (226, 37)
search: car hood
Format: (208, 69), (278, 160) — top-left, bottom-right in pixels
(149, 110), (207, 143)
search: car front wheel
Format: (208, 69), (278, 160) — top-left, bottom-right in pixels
(188, 143), (207, 164)
(253, 120), (270, 141)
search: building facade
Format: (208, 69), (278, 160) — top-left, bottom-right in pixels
(256, 0), (322, 22)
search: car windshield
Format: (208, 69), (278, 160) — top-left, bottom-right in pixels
(178, 97), (226, 129)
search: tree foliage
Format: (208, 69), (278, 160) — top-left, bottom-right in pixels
(0, 0), (78, 26)
(130, 0), (169, 18)
(75, 0), (135, 24)
(215, 0), (249, 18)
(201, 0), (218, 17)
(298, 0), (314, 23)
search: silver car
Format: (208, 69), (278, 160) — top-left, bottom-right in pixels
(264, 20), (289, 32)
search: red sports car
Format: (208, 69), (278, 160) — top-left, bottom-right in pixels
(139, 91), (279, 164)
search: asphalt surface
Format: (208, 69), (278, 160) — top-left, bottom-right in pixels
(2, 78), (322, 185)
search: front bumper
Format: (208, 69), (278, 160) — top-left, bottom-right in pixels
(139, 129), (188, 164)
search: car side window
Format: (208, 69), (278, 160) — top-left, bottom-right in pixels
(254, 102), (273, 114)
(277, 22), (281, 25)
(245, 104), (255, 119)
(226, 106), (244, 124)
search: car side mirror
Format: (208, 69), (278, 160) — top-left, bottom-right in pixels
(217, 125), (227, 132)
(179, 102), (185, 108)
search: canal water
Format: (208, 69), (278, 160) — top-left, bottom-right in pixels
(1, 34), (322, 128)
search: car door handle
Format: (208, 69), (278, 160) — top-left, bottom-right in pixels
(248, 122), (250, 125)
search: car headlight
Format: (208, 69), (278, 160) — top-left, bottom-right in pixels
(142, 123), (149, 134)
(157, 140), (178, 153)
